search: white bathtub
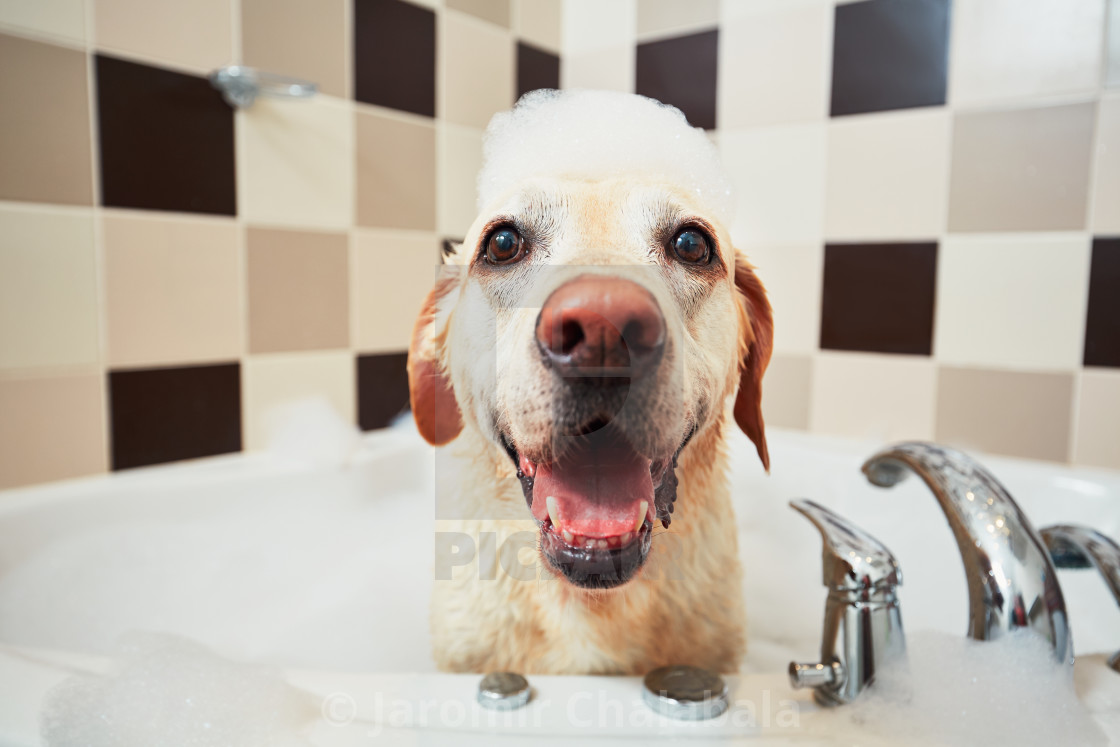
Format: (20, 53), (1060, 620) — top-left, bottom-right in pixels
(1, 420), (1118, 745)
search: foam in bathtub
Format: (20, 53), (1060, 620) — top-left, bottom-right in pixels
(40, 631), (316, 746)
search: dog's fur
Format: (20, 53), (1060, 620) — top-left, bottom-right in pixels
(408, 175), (772, 675)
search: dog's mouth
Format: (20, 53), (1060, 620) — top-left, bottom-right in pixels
(502, 423), (690, 590)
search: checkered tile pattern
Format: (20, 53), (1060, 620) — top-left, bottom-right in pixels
(0, 0), (1117, 490)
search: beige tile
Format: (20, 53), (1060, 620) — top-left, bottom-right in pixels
(810, 352), (937, 441)
(247, 227), (350, 353)
(950, 0), (1105, 107)
(0, 374), (105, 488)
(353, 230), (441, 353)
(356, 110), (436, 230)
(1074, 369), (1120, 469)
(441, 11), (514, 128)
(637, 0), (718, 39)
(935, 234), (1091, 372)
(438, 123), (484, 237)
(94, 0), (232, 73)
(718, 5), (830, 128)
(239, 96), (354, 230)
(935, 366), (1074, 462)
(242, 351), (355, 450)
(514, 0), (561, 52)
(948, 103), (1095, 232)
(742, 244), (822, 355)
(241, 0), (347, 98)
(0, 34), (92, 206)
(448, 0), (509, 27)
(0, 206), (98, 370)
(720, 123), (827, 247)
(825, 108), (950, 240)
(762, 353), (812, 430)
(0, 0), (86, 43)
(560, 45), (634, 92)
(103, 212), (242, 367)
(1091, 95), (1120, 233)
(562, 0), (635, 54)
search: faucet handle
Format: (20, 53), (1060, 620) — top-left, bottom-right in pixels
(790, 499), (902, 593)
(1041, 524), (1120, 673)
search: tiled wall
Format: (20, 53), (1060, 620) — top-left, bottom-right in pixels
(0, 0), (560, 488)
(1, 0), (1118, 490)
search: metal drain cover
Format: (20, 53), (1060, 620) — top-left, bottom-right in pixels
(642, 665), (729, 720)
(477, 672), (531, 710)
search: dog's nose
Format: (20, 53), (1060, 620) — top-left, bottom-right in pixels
(536, 276), (666, 381)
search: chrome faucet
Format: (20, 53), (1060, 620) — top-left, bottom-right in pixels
(788, 499), (905, 706)
(1041, 524), (1120, 673)
(863, 442), (1073, 668)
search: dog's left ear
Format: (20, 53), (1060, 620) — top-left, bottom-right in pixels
(407, 273), (464, 446)
(732, 255), (774, 472)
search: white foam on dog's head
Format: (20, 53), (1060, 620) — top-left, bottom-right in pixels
(478, 90), (734, 224)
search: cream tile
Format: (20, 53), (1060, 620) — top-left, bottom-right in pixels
(562, 0), (635, 54)
(241, 0), (348, 98)
(514, 0), (561, 52)
(0, 0), (86, 43)
(0, 206), (98, 370)
(637, 0), (719, 39)
(935, 366), (1074, 462)
(353, 230), (441, 353)
(825, 108), (950, 240)
(1108, 0), (1120, 87)
(948, 103), (1096, 232)
(762, 353), (812, 430)
(103, 212), (242, 367)
(448, 0), (509, 27)
(242, 351), (355, 450)
(94, 0), (233, 73)
(720, 123), (827, 247)
(438, 123), (484, 237)
(0, 374), (105, 488)
(721, 0), (831, 19)
(441, 11), (514, 128)
(810, 352), (937, 441)
(742, 244), (822, 355)
(950, 0), (1105, 107)
(356, 110), (436, 230)
(718, 4), (830, 127)
(1091, 95), (1120, 233)
(1074, 369), (1120, 469)
(560, 45), (634, 92)
(239, 97), (354, 231)
(935, 234), (1091, 372)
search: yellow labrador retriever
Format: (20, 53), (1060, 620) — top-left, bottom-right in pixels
(407, 91), (772, 675)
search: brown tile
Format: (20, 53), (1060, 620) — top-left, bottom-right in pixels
(0, 34), (93, 205)
(247, 227), (350, 353)
(820, 242), (938, 355)
(356, 110), (436, 230)
(935, 366), (1074, 462)
(357, 352), (410, 430)
(103, 212), (241, 367)
(354, 0), (436, 117)
(0, 375), (105, 489)
(636, 30), (718, 129)
(447, 0), (510, 27)
(762, 354), (812, 430)
(948, 102), (1095, 232)
(1084, 237), (1120, 367)
(96, 55), (236, 215)
(517, 41), (559, 99)
(109, 363), (241, 470)
(1074, 369), (1120, 469)
(241, 0), (347, 98)
(94, 0), (233, 73)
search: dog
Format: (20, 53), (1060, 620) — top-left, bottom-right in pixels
(407, 91), (772, 675)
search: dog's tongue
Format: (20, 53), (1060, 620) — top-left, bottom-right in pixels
(531, 443), (652, 537)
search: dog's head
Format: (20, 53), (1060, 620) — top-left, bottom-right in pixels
(408, 92), (772, 590)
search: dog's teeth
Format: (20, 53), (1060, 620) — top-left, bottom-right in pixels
(621, 531), (633, 544)
(634, 501), (648, 533)
(546, 495), (561, 527)
(562, 529), (575, 543)
(596, 539), (608, 550)
(584, 538), (596, 549)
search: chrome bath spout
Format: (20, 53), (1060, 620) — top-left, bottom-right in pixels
(862, 442), (1073, 668)
(1041, 524), (1120, 673)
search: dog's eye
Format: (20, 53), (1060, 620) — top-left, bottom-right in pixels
(670, 228), (711, 265)
(485, 227), (525, 265)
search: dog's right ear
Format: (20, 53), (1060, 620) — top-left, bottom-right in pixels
(407, 273), (463, 445)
